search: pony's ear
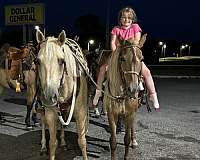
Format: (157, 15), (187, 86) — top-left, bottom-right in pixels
(36, 29), (45, 43)
(58, 30), (66, 46)
(139, 33), (147, 48)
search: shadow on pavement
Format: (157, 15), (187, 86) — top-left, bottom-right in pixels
(3, 98), (26, 105)
(0, 130), (111, 160)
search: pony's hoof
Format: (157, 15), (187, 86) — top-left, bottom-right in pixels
(130, 139), (138, 148)
(133, 139), (138, 146)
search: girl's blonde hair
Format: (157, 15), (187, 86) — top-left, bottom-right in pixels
(118, 7), (137, 26)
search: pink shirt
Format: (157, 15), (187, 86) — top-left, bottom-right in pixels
(111, 24), (142, 40)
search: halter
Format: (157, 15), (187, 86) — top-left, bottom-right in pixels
(109, 45), (143, 101)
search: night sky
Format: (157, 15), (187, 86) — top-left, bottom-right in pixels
(0, 0), (200, 43)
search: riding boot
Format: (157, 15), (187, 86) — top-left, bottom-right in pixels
(93, 89), (102, 106)
(149, 93), (160, 111)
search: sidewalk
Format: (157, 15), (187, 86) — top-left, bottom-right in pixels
(149, 56), (200, 78)
(150, 65), (200, 78)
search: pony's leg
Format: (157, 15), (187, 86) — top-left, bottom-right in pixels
(130, 119), (138, 148)
(107, 111), (118, 160)
(45, 109), (58, 160)
(124, 115), (133, 160)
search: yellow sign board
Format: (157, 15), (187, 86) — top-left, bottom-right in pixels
(5, 3), (44, 25)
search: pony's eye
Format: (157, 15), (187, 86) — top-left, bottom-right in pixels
(120, 57), (125, 62)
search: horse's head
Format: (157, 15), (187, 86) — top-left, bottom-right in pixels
(36, 29), (66, 106)
(118, 34), (146, 97)
(119, 47), (142, 97)
(20, 43), (37, 69)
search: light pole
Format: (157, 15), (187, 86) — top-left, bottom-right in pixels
(188, 45), (191, 56)
(87, 39), (94, 51)
(158, 41), (163, 57)
(185, 44), (191, 56)
(163, 44), (166, 57)
(180, 45), (185, 57)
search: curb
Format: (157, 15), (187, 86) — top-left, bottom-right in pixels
(153, 75), (200, 79)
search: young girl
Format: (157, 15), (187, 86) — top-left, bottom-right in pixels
(93, 7), (160, 111)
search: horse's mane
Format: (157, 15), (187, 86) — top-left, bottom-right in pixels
(43, 37), (62, 59)
(0, 43), (11, 65)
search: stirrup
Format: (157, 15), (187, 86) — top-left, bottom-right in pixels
(16, 80), (21, 92)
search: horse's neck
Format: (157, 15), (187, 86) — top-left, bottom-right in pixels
(59, 75), (75, 102)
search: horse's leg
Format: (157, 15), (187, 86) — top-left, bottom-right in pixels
(124, 115), (133, 160)
(0, 85), (4, 95)
(40, 111), (47, 155)
(60, 114), (66, 147)
(74, 77), (88, 160)
(107, 111), (118, 160)
(74, 109), (88, 160)
(45, 108), (58, 160)
(25, 104), (32, 128)
(24, 71), (36, 128)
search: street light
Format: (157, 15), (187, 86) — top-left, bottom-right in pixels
(163, 44), (167, 57)
(180, 45), (185, 56)
(158, 41), (163, 46)
(185, 44), (191, 56)
(158, 41), (163, 57)
(87, 39), (94, 51)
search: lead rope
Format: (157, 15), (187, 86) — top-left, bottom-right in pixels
(65, 38), (119, 100)
(58, 64), (77, 126)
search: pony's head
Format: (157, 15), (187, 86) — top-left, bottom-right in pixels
(109, 34), (146, 98)
(119, 46), (142, 96)
(36, 29), (66, 106)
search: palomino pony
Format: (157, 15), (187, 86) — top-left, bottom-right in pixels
(35, 29), (88, 160)
(103, 34), (147, 160)
(0, 43), (37, 128)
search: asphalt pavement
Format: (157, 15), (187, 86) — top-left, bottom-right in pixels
(0, 77), (200, 160)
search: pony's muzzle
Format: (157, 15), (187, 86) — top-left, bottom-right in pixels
(127, 83), (138, 97)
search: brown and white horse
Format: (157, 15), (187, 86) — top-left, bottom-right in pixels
(0, 43), (37, 128)
(103, 34), (146, 160)
(35, 29), (88, 160)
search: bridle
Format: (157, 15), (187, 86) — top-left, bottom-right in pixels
(35, 39), (68, 107)
(118, 45), (143, 99)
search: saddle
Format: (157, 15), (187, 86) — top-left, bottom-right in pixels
(6, 46), (29, 80)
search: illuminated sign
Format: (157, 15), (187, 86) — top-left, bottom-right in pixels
(5, 3), (44, 25)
